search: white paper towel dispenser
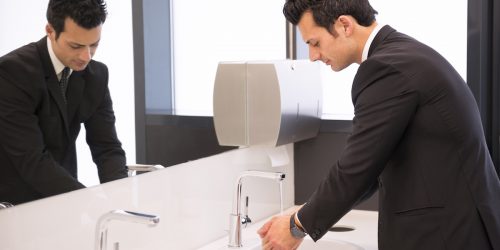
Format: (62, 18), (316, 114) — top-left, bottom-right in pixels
(213, 60), (322, 146)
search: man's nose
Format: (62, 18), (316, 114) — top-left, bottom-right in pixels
(79, 47), (92, 61)
(309, 48), (320, 62)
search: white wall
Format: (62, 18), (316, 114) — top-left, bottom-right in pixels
(0, 1), (136, 186)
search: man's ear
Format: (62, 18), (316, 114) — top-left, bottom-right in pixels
(46, 24), (55, 40)
(337, 15), (355, 36)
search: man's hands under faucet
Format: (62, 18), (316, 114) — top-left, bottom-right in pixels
(258, 214), (304, 250)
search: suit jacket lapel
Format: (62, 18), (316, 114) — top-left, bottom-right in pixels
(35, 37), (70, 136)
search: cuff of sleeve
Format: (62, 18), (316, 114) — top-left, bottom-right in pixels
(295, 210), (307, 233)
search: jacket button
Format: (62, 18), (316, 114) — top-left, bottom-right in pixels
(311, 229), (321, 238)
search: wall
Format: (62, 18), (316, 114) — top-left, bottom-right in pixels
(0, 145), (295, 250)
(294, 121), (379, 211)
(0, 1), (136, 186)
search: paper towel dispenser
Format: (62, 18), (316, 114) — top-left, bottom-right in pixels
(213, 60), (322, 146)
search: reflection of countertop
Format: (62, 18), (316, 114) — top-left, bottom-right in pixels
(199, 206), (378, 250)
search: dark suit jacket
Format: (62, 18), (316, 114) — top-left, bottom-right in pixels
(298, 26), (500, 249)
(0, 37), (127, 205)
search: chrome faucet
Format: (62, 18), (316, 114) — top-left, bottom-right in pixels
(228, 170), (286, 248)
(95, 210), (160, 250)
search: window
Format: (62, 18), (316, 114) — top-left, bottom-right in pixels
(170, 0), (286, 116)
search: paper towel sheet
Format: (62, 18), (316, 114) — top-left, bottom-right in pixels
(265, 145), (289, 167)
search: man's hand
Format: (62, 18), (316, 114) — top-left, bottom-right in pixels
(257, 215), (303, 250)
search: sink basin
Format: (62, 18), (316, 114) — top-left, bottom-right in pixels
(245, 237), (364, 250)
(198, 209), (377, 250)
(198, 209), (378, 250)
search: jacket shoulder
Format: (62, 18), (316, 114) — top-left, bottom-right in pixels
(0, 42), (45, 82)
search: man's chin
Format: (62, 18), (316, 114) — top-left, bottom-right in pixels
(72, 64), (88, 71)
(330, 64), (350, 72)
(330, 65), (342, 72)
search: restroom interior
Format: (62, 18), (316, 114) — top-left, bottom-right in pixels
(0, 0), (499, 249)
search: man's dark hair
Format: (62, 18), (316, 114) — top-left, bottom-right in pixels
(47, 0), (107, 39)
(283, 0), (377, 33)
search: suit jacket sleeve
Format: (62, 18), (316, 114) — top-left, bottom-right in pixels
(298, 59), (419, 241)
(83, 65), (127, 183)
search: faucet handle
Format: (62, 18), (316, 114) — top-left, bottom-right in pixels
(241, 215), (252, 227)
(241, 196), (252, 227)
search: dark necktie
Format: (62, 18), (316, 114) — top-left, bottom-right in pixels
(59, 67), (70, 103)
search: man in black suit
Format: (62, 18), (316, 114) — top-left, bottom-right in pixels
(0, 0), (127, 205)
(259, 0), (500, 249)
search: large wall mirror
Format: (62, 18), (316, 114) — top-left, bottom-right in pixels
(134, 0), (288, 166)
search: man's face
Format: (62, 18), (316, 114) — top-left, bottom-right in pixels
(46, 18), (102, 71)
(298, 11), (356, 72)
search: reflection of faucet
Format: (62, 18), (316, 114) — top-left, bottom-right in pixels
(95, 210), (160, 250)
(228, 171), (286, 248)
(127, 164), (164, 176)
(0, 202), (13, 209)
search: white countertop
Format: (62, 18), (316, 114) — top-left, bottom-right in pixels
(0, 145), (377, 250)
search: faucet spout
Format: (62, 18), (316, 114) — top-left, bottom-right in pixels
(95, 210), (160, 250)
(232, 171), (285, 216)
(228, 170), (285, 248)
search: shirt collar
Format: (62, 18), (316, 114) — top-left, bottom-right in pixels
(361, 23), (384, 62)
(47, 37), (72, 78)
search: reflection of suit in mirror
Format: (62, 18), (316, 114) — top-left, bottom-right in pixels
(299, 26), (500, 249)
(0, 37), (127, 205)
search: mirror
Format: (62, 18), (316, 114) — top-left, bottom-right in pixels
(134, 0), (287, 167)
(0, 0), (135, 198)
